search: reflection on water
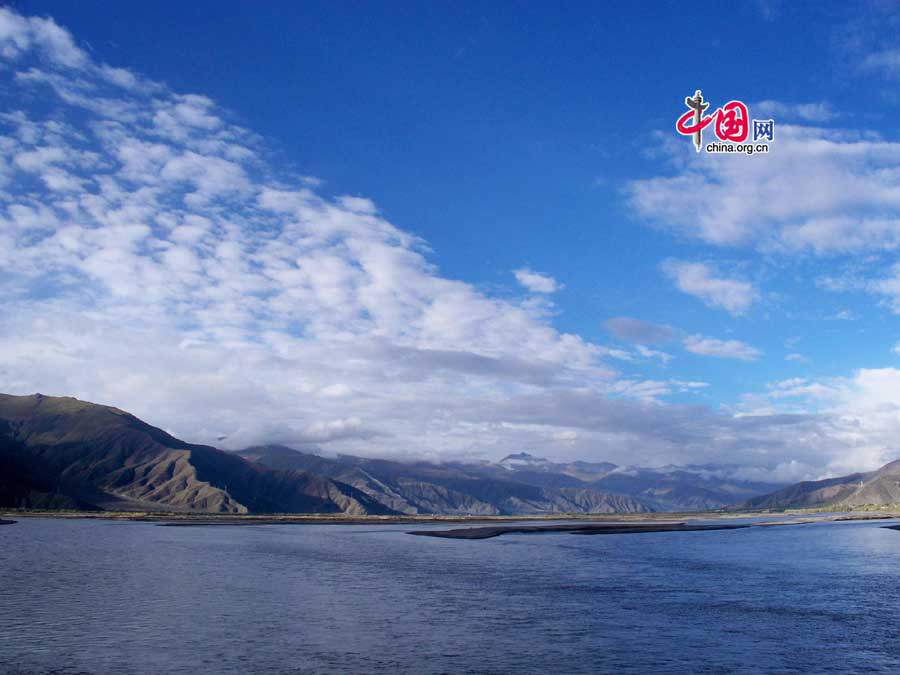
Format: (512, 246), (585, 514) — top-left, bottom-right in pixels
(2, 517), (900, 674)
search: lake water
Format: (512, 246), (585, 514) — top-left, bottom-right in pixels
(3, 517), (900, 674)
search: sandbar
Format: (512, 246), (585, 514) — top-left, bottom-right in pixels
(408, 522), (751, 540)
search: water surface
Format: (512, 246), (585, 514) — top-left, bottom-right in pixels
(2, 517), (900, 674)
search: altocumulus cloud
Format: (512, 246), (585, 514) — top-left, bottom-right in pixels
(0, 7), (893, 478)
(661, 260), (759, 316)
(513, 268), (562, 293)
(683, 335), (761, 362)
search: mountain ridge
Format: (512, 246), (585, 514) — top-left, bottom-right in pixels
(238, 444), (785, 513)
(238, 445), (655, 515)
(0, 392), (789, 515)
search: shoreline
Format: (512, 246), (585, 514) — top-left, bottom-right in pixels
(0, 510), (722, 526)
(1, 509), (898, 527)
(411, 515), (900, 540)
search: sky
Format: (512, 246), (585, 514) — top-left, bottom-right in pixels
(3, 1), (900, 482)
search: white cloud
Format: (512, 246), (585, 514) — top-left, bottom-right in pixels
(662, 260), (759, 315)
(0, 8), (87, 68)
(597, 347), (635, 362)
(159, 150), (251, 203)
(671, 380), (708, 390)
(749, 368), (900, 477)
(0, 8), (633, 464)
(98, 65), (138, 90)
(320, 383), (352, 398)
(1, 7), (897, 482)
(867, 263), (900, 312)
(861, 49), (900, 78)
(636, 344), (673, 363)
(753, 100), (836, 122)
(513, 267), (562, 293)
(633, 116), (900, 326)
(767, 378), (836, 401)
(628, 125), (900, 254)
(683, 335), (761, 361)
(821, 263), (900, 314)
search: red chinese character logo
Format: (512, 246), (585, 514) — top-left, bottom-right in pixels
(676, 92), (750, 150)
(714, 101), (748, 142)
(676, 106), (713, 135)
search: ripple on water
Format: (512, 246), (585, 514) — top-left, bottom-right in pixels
(3, 518), (900, 674)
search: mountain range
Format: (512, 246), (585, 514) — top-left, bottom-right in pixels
(0, 392), (842, 515)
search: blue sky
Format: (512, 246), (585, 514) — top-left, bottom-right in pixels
(4, 1), (900, 481)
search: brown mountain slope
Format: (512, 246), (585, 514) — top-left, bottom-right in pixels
(736, 462), (900, 511)
(739, 473), (867, 510)
(0, 393), (396, 515)
(841, 459), (900, 507)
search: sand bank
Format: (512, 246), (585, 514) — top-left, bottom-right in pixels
(408, 522), (752, 540)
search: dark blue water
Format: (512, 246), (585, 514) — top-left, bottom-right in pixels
(2, 517), (900, 674)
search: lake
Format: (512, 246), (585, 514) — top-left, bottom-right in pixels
(2, 517), (900, 674)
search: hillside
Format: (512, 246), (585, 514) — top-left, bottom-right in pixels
(740, 460), (900, 510)
(0, 393), (394, 515)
